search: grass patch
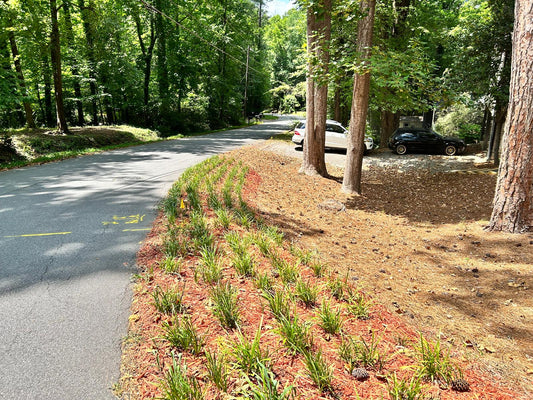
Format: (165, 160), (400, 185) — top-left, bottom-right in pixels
(339, 333), (385, 372)
(317, 299), (343, 335)
(161, 354), (204, 400)
(303, 349), (334, 394)
(163, 317), (204, 355)
(228, 324), (270, 375)
(416, 334), (458, 383)
(152, 286), (185, 315)
(210, 283), (240, 329)
(205, 350), (229, 392)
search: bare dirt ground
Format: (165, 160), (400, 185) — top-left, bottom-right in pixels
(244, 140), (533, 395)
(119, 139), (532, 399)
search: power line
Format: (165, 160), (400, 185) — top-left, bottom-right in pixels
(140, 0), (263, 74)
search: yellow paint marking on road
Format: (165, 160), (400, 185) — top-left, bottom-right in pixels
(4, 232), (72, 238)
(122, 228), (151, 232)
(103, 214), (146, 226)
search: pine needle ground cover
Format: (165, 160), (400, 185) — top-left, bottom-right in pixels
(117, 147), (531, 399)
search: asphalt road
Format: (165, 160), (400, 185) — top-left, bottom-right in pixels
(0, 117), (291, 399)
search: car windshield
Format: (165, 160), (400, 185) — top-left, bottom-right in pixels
(296, 122), (305, 129)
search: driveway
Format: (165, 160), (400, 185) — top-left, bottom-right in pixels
(0, 118), (290, 399)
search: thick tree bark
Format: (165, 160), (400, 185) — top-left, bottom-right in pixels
(63, 0), (85, 126)
(78, 0), (98, 124)
(487, 0), (533, 233)
(380, 109), (399, 146)
(50, 0), (69, 133)
(134, 12), (157, 107)
(342, 0), (376, 194)
(8, 30), (35, 129)
(300, 0), (332, 177)
(42, 54), (54, 126)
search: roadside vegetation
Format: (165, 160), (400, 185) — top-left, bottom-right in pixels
(115, 154), (519, 400)
(0, 119), (274, 170)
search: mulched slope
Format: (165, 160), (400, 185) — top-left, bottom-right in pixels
(118, 150), (528, 400)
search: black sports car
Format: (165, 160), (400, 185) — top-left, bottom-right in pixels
(388, 128), (466, 156)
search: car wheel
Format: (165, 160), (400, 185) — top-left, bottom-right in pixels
(395, 144), (407, 155)
(445, 145), (457, 156)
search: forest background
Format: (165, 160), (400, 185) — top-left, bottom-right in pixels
(0, 0), (513, 154)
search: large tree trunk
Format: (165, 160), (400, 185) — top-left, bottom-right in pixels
(63, 0), (85, 126)
(50, 0), (69, 133)
(342, 0), (376, 194)
(487, 0), (533, 233)
(8, 29), (36, 129)
(79, 0), (98, 124)
(42, 54), (55, 126)
(300, 0), (332, 177)
(380, 110), (399, 146)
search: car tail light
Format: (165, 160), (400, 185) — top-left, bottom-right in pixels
(294, 131), (301, 136)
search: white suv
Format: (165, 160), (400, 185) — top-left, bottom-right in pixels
(291, 120), (374, 153)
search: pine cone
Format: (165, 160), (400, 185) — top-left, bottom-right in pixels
(351, 368), (370, 381)
(451, 378), (470, 392)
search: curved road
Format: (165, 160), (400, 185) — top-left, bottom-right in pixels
(0, 117), (291, 399)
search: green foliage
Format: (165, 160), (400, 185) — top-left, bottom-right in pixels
(205, 350), (229, 392)
(346, 293), (372, 320)
(434, 103), (483, 143)
(152, 286), (185, 315)
(387, 374), (428, 400)
(263, 290), (292, 322)
(232, 251), (256, 277)
(277, 314), (313, 354)
(416, 334), (458, 383)
(317, 300), (343, 335)
(161, 354), (204, 400)
(159, 256), (182, 274)
(210, 283), (240, 329)
(228, 324), (270, 375)
(339, 333), (385, 371)
(303, 349), (334, 393)
(294, 280), (318, 308)
(163, 317), (204, 355)
(196, 246), (223, 284)
(246, 362), (295, 400)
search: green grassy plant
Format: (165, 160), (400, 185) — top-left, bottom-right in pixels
(317, 300), (343, 334)
(246, 362), (294, 400)
(152, 286), (185, 315)
(228, 325), (270, 375)
(346, 293), (371, 320)
(339, 333), (385, 371)
(215, 208), (232, 229)
(303, 349), (333, 393)
(271, 255), (299, 284)
(159, 256), (182, 274)
(255, 272), (273, 294)
(205, 350), (229, 392)
(252, 233), (273, 257)
(294, 280), (318, 308)
(261, 225), (284, 246)
(210, 283), (240, 329)
(327, 276), (353, 301)
(224, 231), (249, 256)
(262, 290), (291, 322)
(416, 334), (457, 383)
(196, 246), (223, 284)
(161, 353), (203, 400)
(232, 251), (256, 277)
(387, 374), (428, 400)
(163, 317), (204, 355)
(277, 315), (313, 354)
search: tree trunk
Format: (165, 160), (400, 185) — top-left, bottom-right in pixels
(42, 54), (54, 126)
(487, 0), (533, 233)
(300, 0), (332, 177)
(380, 110), (399, 146)
(487, 103), (507, 164)
(50, 0), (69, 133)
(79, 0), (98, 124)
(481, 106), (492, 149)
(342, 0), (376, 195)
(8, 29), (36, 129)
(155, 0), (169, 113)
(63, 0), (85, 126)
